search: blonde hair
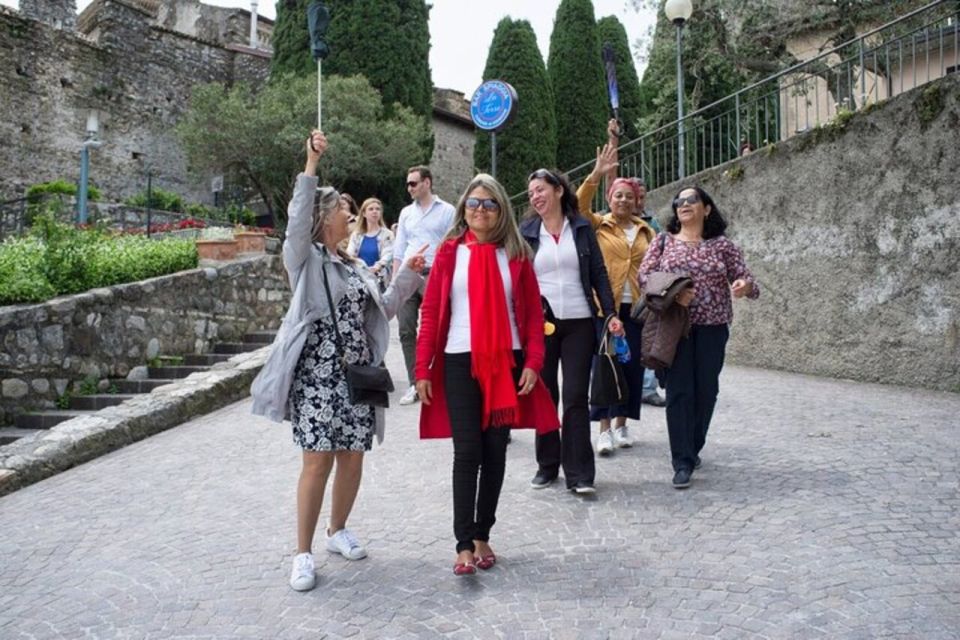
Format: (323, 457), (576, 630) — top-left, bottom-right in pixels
(356, 197), (384, 235)
(444, 174), (531, 260)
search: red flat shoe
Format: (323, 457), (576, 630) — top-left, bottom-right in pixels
(475, 553), (497, 570)
(453, 561), (477, 576)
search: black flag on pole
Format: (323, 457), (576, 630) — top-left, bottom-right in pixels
(307, 1), (331, 61)
(602, 42), (623, 136)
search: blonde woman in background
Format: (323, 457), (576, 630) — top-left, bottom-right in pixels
(346, 197), (394, 289)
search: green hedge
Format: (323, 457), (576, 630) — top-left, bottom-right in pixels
(0, 217), (198, 306)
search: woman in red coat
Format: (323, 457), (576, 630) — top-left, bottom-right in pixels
(415, 173), (560, 576)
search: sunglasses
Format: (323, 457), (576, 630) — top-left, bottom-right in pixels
(406, 180), (420, 188)
(528, 168), (559, 184)
(465, 197), (500, 212)
(673, 193), (702, 208)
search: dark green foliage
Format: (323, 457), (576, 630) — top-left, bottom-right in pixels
(548, 0), (610, 171)
(26, 179), (101, 203)
(474, 19), (558, 198)
(271, 0), (433, 121)
(271, 0), (313, 77)
(124, 188), (184, 212)
(323, 0), (433, 120)
(596, 16), (644, 141)
(0, 216), (198, 305)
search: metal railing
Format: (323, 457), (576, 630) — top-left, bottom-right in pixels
(511, 0), (959, 211)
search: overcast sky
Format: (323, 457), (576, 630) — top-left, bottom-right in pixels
(1, 0), (657, 96)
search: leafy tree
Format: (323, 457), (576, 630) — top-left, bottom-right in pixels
(176, 74), (430, 223)
(474, 18), (557, 199)
(596, 15), (644, 141)
(548, 0), (610, 172)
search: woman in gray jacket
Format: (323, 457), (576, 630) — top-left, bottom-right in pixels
(251, 131), (426, 592)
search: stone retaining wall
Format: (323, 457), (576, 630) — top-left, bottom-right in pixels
(646, 75), (960, 392)
(0, 254), (288, 423)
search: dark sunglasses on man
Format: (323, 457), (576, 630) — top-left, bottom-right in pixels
(406, 180), (420, 188)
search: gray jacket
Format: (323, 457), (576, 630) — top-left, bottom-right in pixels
(250, 174), (423, 444)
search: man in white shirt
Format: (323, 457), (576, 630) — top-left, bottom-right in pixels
(392, 165), (456, 405)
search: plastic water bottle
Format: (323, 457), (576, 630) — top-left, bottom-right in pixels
(613, 335), (631, 363)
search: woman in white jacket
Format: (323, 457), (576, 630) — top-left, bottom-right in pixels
(346, 197), (394, 289)
(251, 131), (425, 592)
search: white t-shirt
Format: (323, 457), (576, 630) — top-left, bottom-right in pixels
(445, 245), (521, 353)
(534, 219), (591, 319)
(621, 223), (639, 305)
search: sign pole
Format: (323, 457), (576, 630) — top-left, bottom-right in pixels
(470, 80), (517, 178)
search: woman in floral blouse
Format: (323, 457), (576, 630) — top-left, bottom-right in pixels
(638, 186), (759, 489)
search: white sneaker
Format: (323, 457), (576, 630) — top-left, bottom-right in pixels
(326, 528), (368, 560)
(399, 385), (419, 406)
(597, 430), (614, 456)
(613, 425), (633, 448)
(289, 552), (316, 591)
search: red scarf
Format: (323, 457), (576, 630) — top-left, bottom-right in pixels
(465, 230), (518, 428)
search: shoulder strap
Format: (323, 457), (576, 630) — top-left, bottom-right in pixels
(318, 248), (344, 353)
(657, 233), (667, 270)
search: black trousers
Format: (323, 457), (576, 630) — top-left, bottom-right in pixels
(444, 351), (520, 553)
(534, 317), (596, 488)
(664, 324), (729, 472)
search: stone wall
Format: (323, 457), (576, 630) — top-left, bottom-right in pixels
(0, 0), (270, 205)
(646, 74), (960, 392)
(430, 89), (476, 204)
(0, 254), (289, 422)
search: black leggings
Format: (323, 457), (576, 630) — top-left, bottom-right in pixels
(444, 351), (521, 553)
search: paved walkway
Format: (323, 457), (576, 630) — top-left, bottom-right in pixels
(1, 332), (959, 639)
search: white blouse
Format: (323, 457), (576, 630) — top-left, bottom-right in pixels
(445, 245), (521, 353)
(533, 219), (591, 319)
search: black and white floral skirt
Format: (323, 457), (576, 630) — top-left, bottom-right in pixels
(289, 268), (375, 452)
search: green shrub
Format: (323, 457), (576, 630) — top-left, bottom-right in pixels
(0, 237), (57, 305)
(124, 188), (184, 212)
(0, 216), (198, 305)
(26, 179), (101, 203)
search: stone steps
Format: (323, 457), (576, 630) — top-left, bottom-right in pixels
(68, 394), (137, 411)
(147, 366), (208, 379)
(0, 427), (43, 446)
(111, 379), (177, 394)
(14, 410), (101, 430)
(183, 353), (234, 366)
(4, 331), (276, 442)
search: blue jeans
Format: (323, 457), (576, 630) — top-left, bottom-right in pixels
(643, 368), (659, 396)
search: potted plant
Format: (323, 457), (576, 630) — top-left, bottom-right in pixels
(195, 226), (238, 260)
(234, 225), (267, 254)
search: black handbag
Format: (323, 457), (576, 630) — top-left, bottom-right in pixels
(321, 259), (394, 408)
(589, 317), (629, 408)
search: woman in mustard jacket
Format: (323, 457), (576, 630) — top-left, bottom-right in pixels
(577, 141), (655, 455)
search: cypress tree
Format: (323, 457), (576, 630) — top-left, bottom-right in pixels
(270, 0), (433, 120)
(474, 18), (557, 199)
(596, 16), (644, 141)
(547, 0), (609, 172)
(271, 0), (313, 77)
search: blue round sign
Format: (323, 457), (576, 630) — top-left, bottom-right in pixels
(470, 80), (518, 132)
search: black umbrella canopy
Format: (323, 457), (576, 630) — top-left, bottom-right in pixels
(307, 1), (331, 61)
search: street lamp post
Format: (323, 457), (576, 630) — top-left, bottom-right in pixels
(78, 110), (103, 224)
(665, 0), (693, 180)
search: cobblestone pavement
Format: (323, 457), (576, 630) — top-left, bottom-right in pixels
(1, 330), (958, 640)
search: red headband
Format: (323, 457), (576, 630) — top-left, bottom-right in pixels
(606, 178), (642, 204)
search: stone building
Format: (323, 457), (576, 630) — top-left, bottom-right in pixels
(0, 0), (475, 210)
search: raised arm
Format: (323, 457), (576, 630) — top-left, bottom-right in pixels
(283, 131), (327, 277)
